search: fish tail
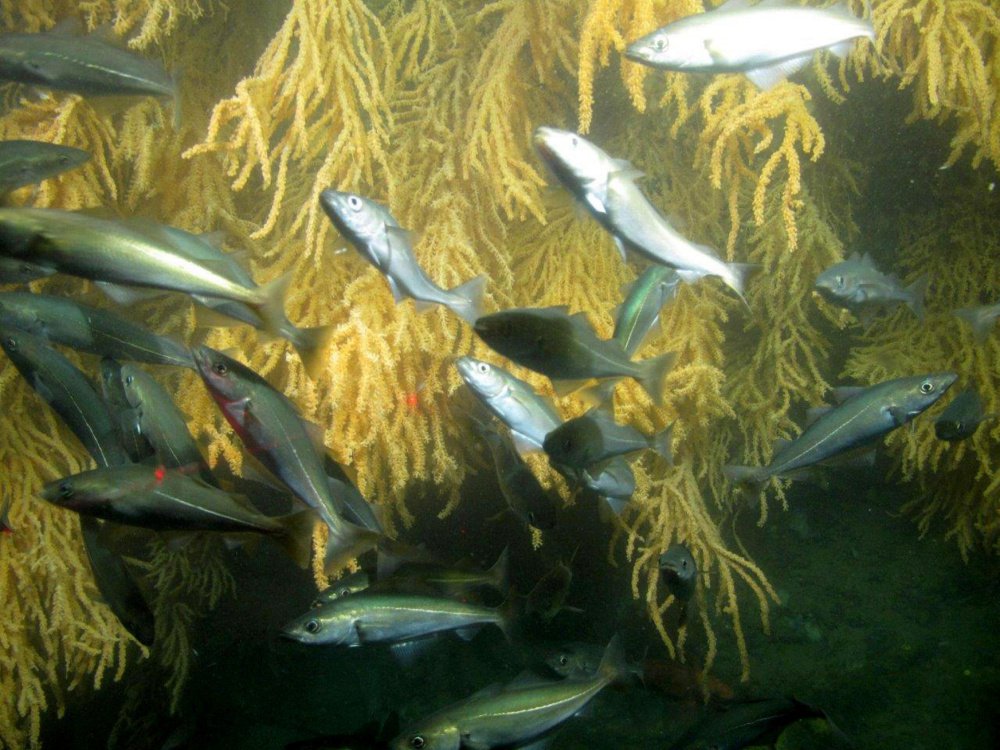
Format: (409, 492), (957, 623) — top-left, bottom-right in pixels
(906, 275), (928, 320)
(323, 521), (381, 576)
(256, 271), (293, 340)
(495, 586), (520, 644)
(290, 324), (335, 380)
(724, 262), (761, 305)
(955, 307), (995, 343)
(276, 509), (319, 570)
(487, 546), (511, 595)
(638, 350), (676, 406)
(446, 275), (487, 324)
(598, 634), (629, 685)
(722, 464), (766, 487)
(651, 422), (674, 465)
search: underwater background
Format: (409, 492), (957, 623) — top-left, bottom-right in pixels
(0, 0), (998, 748)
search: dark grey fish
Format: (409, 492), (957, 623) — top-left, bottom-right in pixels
(526, 557), (576, 621)
(41, 464), (315, 569)
(614, 266), (680, 356)
(543, 408), (673, 472)
(119, 363), (216, 484)
(98, 358), (156, 463)
(456, 356), (562, 455)
(815, 252), (925, 322)
(0, 139), (89, 194)
(0, 208), (291, 338)
(935, 387), (995, 442)
(0, 291), (193, 367)
(0, 325), (154, 644)
(381, 548), (510, 600)
(0, 29), (176, 100)
(725, 373), (957, 485)
(0, 255), (56, 284)
(319, 190), (485, 324)
(667, 697), (834, 750)
(474, 306), (675, 404)
(659, 543), (697, 603)
(389, 636), (627, 750)
(281, 589), (514, 646)
(466, 407), (558, 530)
(192, 346), (381, 573)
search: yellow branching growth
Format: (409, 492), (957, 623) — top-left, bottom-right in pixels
(843, 183), (1000, 558)
(852, 0), (1000, 170)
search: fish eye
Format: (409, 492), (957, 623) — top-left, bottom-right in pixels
(348, 195), (362, 210)
(339, 588), (350, 597)
(558, 654), (568, 666)
(652, 37), (667, 51)
(570, 136), (578, 147)
(835, 275), (844, 287)
(477, 362), (489, 374)
(124, 375), (134, 386)
(58, 481), (73, 499)
(409, 736), (426, 749)
(920, 380), (934, 394)
(4, 336), (17, 350)
(213, 361), (228, 375)
(305, 619), (321, 634)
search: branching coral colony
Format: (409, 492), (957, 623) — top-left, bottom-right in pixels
(1, 0), (999, 745)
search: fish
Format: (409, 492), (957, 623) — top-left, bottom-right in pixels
(0, 207), (291, 339)
(98, 358), (156, 464)
(624, 0), (875, 91)
(119, 364), (216, 484)
(815, 252), (925, 322)
(0, 139), (90, 195)
(456, 356), (562, 455)
(0, 291), (194, 367)
(545, 641), (644, 683)
(0, 255), (56, 284)
(0, 28), (177, 100)
(659, 543), (697, 603)
(389, 635), (628, 750)
(280, 589), (516, 647)
(533, 127), (755, 301)
(955, 302), (1000, 343)
(474, 306), (675, 405)
(319, 190), (485, 324)
(0, 325), (154, 644)
(138, 223), (332, 377)
(191, 346), (381, 573)
(613, 266), (680, 357)
(382, 547), (511, 600)
(466, 407), (559, 530)
(724, 372), (957, 486)
(543, 407), (673, 473)
(0, 495), (12, 535)
(935, 387), (996, 442)
(580, 456), (636, 516)
(40, 464), (316, 570)
(667, 697), (838, 750)
(525, 557), (578, 622)
(312, 570), (372, 607)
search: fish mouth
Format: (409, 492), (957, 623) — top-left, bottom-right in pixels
(622, 45), (645, 62)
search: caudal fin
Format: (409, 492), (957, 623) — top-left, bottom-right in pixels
(495, 587), (521, 644)
(324, 520), (382, 576)
(256, 272), (293, 341)
(955, 307), (997, 343)
(597, 634), (629, 685)
(905, 275), (928, 320)
(447, 275), (487, 325)
(276, 509), (319, 570)
(650, 422), (674, 465)
(724, 262), (760, 305)
(486, 546), (510, 595)
(638, 350), (676, 406)
(291, 324), (335, 380)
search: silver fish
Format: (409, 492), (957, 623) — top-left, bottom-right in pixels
(725, 373), (957, 485)
(319, 190), (485, 324)
(815, 252), (925, 322)
(456, 356), (562, 455)
(311, 571), (372, 607)
(935, 387), (995, 442)
(0, 29), (176, 100)
(659, 543), (697, 603)
(0, 208), (291, 338)
(614, 266), (680, 356)
(0, 255), (56, 284)
(0, 139), (89, 194)
(0, 291), (194, 367)
(955, 302), (1000, 343)
(534, 127), (755, 301)
(281, 590), (514, 646)
(474, 306), (675, 405)
(545, 641), (644, 683)
(390, 635), (627, 750)
(581, 457), (636, 516)
(625, 0), (875, 90)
